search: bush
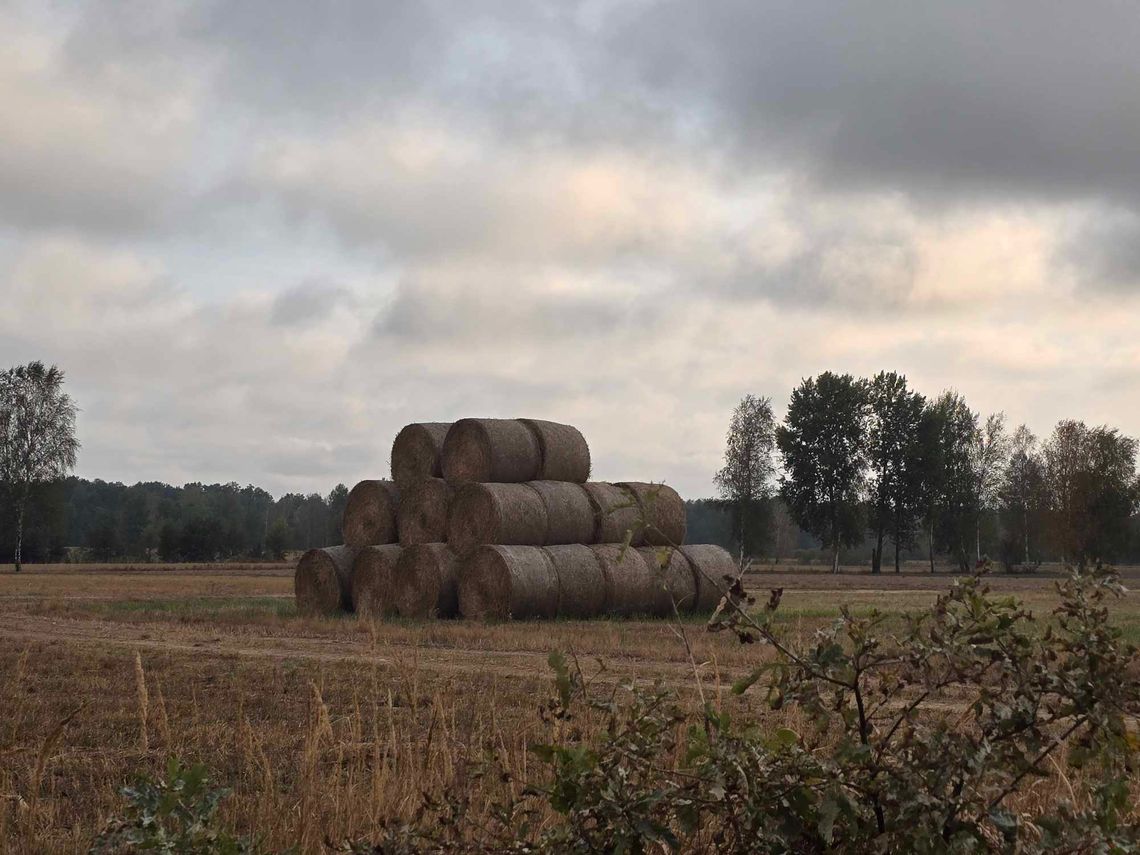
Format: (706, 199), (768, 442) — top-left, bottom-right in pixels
(92, 757), (253, 854)
(351, 564), (1140, 853)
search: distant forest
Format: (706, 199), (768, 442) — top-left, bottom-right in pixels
(4, 477), (1139, 566)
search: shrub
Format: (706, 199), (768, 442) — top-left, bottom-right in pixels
(350, 564), (1140, 852)
(92, 757), (253, 854)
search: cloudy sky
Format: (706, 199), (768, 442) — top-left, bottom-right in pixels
(3, 1), (1139, 498)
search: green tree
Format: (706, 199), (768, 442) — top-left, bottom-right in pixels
(714, 394), (776, 563)
(999, 424), (1047, 567)
(265, 517), (289, 560)
(931, 391), (978, 572)
(970, 411), (1010, 562)
(865, 372), (926, 574)
(1044, 421), (1139, 565)
(777, 372), (868, 573)
(0, 362), (80, 571)
(327, 483), (349, 543)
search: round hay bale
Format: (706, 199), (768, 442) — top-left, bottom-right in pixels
(391, 422), (452, 488)
(393, 543), (459, 619)
(397, 477), (453, 546)
(680, 545), (736, 614)
(351, 545), (404, 620)
(590, 544), (659, 617)
(519, 419), (591, 482)
(441, 418), (541, 483)
(448, 483), (547, 555)
(458, 545), (559, 620)
(544, 544), (608, 618)
(637, 546), (698, 615)
(295, 546), (358, 616)
(618, 482), (686, 546)
(342, 480), (400, 547)
(583, 482), (644, 546)
(528, 481), (595, 544)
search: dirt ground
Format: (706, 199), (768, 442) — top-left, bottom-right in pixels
(1, 561), (1137, 852)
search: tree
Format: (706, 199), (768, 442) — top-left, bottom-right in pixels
(930, 391), (978, 573)
(865, 372), (926, 574)
(327, 483), (349, 543)
(714, 395), (776, 563)
(970, 412), (1010, 562)
(999, 425), (1046, 567)
(265, 517), (289, 561)
(777, 372), (868, 573)
(0, 362), (80, 571)
(1043, 421), (1140, 565)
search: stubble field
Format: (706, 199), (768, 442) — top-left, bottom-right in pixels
(1, 561), (1138, 852)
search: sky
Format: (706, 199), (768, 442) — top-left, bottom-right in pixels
(2, 0), (1139, 499)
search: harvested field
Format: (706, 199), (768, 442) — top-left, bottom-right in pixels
(2, 561), (1139, 851)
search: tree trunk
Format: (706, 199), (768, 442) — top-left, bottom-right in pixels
(975, 516), (982, 563)
(872, 526), (884, 575)
(894, 537), (901, 573)
(14, 496), (25, 573)
(738, 499), (746, 567)
(928, 522), (935, 574)
(832, 540), (840, 574)
(1023, 508), (1030, 565)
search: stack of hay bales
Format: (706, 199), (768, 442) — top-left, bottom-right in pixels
(294, 418), (735, 621)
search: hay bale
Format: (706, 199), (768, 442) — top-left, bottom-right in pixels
(528, 480), (596, 544)
(351, 545), (404, 620)
(618, 482), (686, 546)
(397, 477), (453, 546)
(544, 544), (608, 617)
(393, 543), (459, 619)
(680, 545), (736, 613)
(447, 483), (547, 555)
(583, 482), (644, 546)
(590, 544), (659, 617)
(637, 546), (698, 615)
(458, 545), (560, 620)
(519, 419), (591, 482)
(342, 480), (400, 547)
(441, 418), (541, 483)
(294, 546), (358, 616)
(391, 422), (452, 488)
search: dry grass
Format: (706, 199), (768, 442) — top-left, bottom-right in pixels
(1, 562), (1138, 852)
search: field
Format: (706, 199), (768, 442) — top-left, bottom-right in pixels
(1, 561), (1138, 852)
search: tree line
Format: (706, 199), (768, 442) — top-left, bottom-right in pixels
(0, 478), (349, 563)
(714, 372), (1140, 572)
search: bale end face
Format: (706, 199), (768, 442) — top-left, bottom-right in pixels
(391, 422), (451, 488)
(342, 480), (399, 547)
(295, 546), (357, 616)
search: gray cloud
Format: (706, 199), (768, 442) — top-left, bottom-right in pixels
(1062, 209), (1140, 293)
(271, 279), (351, 327)
(2, 1), (1140, 499)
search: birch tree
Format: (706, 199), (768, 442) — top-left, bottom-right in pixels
(0, 362), (80, 571)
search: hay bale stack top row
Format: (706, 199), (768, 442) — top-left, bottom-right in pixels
(392, 418), (591, 487)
